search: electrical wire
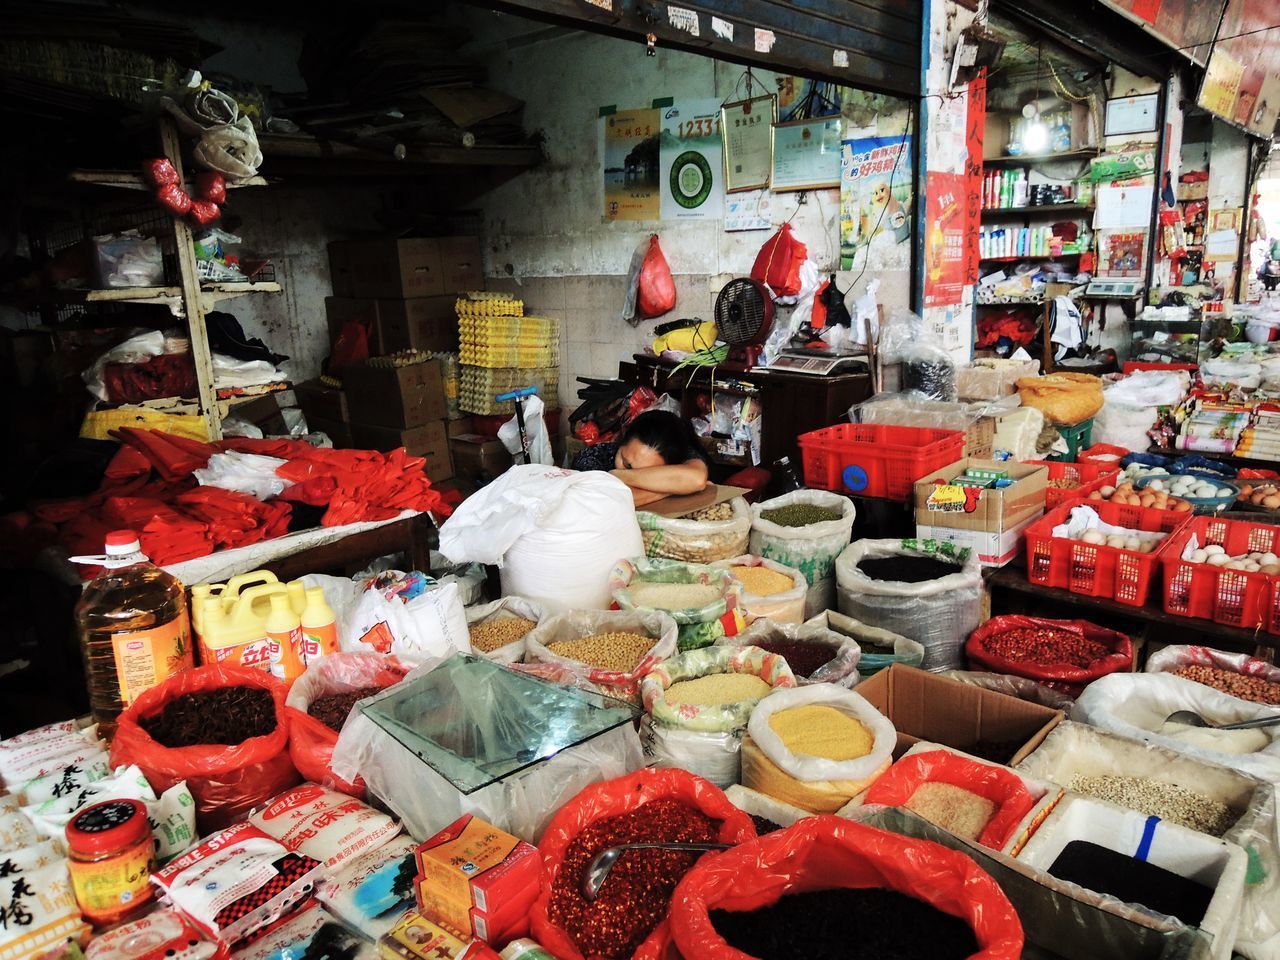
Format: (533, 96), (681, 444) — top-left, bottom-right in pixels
(847, 110), (914, 295)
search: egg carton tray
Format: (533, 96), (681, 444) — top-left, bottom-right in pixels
(459, 365), (560, 414)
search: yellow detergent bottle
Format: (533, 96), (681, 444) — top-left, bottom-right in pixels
(287, 580), (307, 618)
(196, 581), (288, 672)
(265, 593), (305, 684)
(300, 587), (339, 666)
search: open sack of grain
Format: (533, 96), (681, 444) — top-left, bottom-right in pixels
(465, 596), (548, 664)
(611, 558), (745, 651)
(804, 611), (925, 676)
(522, 608), (678, 703)
(1145, 644), (1280, 708)
(749, 491), (855, 617)
(712, 555), (807, 624)
(741, 684), (896, 813)
(639, 644), (796, 787)
(718, 619), (860, 687)
(637, 497), (752, 562)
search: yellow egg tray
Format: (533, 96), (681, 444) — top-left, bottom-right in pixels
(455, 293), (524, 318)
(459, 365), (559, 414)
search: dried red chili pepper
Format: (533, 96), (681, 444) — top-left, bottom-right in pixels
(980, 626), (1111, 669)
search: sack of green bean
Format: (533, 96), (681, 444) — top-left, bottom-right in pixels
(636, 497), (752, 563)
(720, 619), (860, 687)
(610, 558), (745, 651)
(711, 555), (807, 625)
(465, 596), (547, 664)
(522, 608), (678, 703)
(749, 491), (856, 618)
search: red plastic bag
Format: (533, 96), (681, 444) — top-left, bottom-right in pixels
(110, 664), (300, 833)
(668, 815), (1024, 960)
(750, 223), (808, 298)
(966, 615), (1133, 696)
(862, 751), (1036, 850)
(196, 171), (227, 204)
(188, 200), (222, 227)
(530, 768), (755, 960)
(156, 183), (192, 216)
(142, 158), (180, 188)
(284, 652), (409, 796)
(637, 235), (676, 319)
(329, 319), (371, 374)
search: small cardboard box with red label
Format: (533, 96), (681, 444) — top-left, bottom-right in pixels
(413, 815), (540, 941)
(914, 458), (1048, 567)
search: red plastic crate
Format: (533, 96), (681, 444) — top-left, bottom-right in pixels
(1162, 515), (1280, 634)
(1122, 362), (1198, 375)
(1024, 460), (1120, 510)
(797, 423), (965, 500)
(1075, 443), (1130, 467)
(1024, 499), (1193, 606)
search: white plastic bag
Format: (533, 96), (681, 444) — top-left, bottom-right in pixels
(193, 451), (290, 500)
(834, 540), (982, 671)
(498, 394), (554, 466)
(1094, 371), (1188, 452)
(750, 491), (855, 617)
(342, 580), (470, 663)
(465, 596), (547, 664)
(1072, 673), (1280, 781)
(438, 465), (644, 612)
(639, 717), (741, 788)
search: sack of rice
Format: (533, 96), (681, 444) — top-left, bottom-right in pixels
(611, 558), (745, 651)
(741, 685), (895, 813)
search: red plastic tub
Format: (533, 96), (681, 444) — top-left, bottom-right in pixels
(1024, 460), (1120, 510)
(1023, 499), (1192, 606)
(1162, 515), (1280, 634)
(797, 423), (965, 500)
(1075, 443), (1130, 467)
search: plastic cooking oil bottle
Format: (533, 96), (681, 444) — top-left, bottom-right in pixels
(73, 530), (192, 736)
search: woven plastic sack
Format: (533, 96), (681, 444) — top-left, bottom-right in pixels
(666, 815), (1025, 960)
(742, 684), (896, 813)
(1145, 644), (1280, 707)
(110, 664), (300, 833)
(862, 750), (1037, 850)
(711, 555), (806, 624)
(611, 558), (745, 651)
(639, 718), (742, 788)
(1016, 372), (1103, 426)
(835, 539), (981, 672)
(965, 615), (1133, 697)
(524, 608), (678, 703)
(529, 769), (755, 960)
(749, 491), (855, 617)
(640, 644), (797, 733)
(940, 670), (1076, 712)
(637, 498), (751, 563)
(750, 223), (808, 298)
(719, 619), (860, 687)
(804, 611), (924, 676)
(465, 596), (547, 664)
(284, 653), (409, 796)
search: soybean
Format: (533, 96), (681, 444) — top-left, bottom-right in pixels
(469, 617), (538, 653)
(546, 631), (654, 672)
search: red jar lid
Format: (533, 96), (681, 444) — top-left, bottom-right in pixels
(66, 799), (151, 857)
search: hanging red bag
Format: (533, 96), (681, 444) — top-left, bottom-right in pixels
(284, 652), (409, 796)
(636, 234), (676, 319)
(668, 815), (1024, 960)
(110, 664), (300, 834)
(329, 319), (371, 374)
(862, 750), (1037, 850)
(530, 768), (755, 960)
(965, 615), (1133, 696)
(751, 223), (808, 298)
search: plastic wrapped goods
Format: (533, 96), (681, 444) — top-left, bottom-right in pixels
(835, 540), (982, 672)
(637, 498), (751, 563)
(749, 491), (855, 617)
(1093, 371), (1189, 453)
(1017, 372), (1103, 426)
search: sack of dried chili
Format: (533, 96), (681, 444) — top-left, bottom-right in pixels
(530, 768), (754, 960)
(110, 665), (300, 834)
(965, 615), (1133, 696)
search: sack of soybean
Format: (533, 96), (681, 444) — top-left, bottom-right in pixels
(750, 491), (855, 617)
(741, 684), (896, 813)
(523, 607), (678, 704)
(465, 596), (547, 664)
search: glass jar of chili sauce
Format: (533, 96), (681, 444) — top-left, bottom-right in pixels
(66, 798), (155, 926)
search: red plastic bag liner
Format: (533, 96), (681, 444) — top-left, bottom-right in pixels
(966, 615), (1133, 696)
(329, 320), (371, 373)
(750, 223), (808, 298)
(636, 234), (676, 319)
(530, 768), (755, 960)
(862, 751), (1036, 850)
(109, 664), (300, 834)
(284, 653), (409, 796)
(667, 815), (1023, 960)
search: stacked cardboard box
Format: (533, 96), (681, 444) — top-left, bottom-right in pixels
(294, 378), (352, 447)
(343, 359), (453, 482)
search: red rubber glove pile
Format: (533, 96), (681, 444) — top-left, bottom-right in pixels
(26, 428), (452, 572)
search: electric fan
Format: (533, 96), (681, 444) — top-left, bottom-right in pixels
(714, 278), (774, 370)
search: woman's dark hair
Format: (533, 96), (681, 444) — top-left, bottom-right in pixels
(619, 410), (710, 465)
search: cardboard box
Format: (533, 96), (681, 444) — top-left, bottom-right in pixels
(450, 434), (512, 484)
(377, 911), (466, 960)
(856, 665), (1063, 766)
(377, 296), (459, 353)
(351, 420), (452, 481)
(344, 238), (445, 299)
(914, 459), (1048, 566)
(437, 236), (484, 293)
(445, 417), (474, 439)
(327, 241), (356, 298)
(344, 361), (447, 429)
(325, 297), (380, 348)
(228, 393), (287, 435)
(294, 378), (349, 423)
(307, 415), (353, 448)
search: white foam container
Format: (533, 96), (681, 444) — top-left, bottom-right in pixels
(1017, 793), (1247, 960)
(724, 783), (810, 829)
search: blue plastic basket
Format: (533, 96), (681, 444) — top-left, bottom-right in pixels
(1134, 473), (1238, 515)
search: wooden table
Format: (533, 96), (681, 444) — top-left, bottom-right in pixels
(985, 563), (1278, 661)
(256, 513), (436, 582)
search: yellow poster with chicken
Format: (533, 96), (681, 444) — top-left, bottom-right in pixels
(839, 135), (913, 269)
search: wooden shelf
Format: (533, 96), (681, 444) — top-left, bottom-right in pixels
(3, 281), (281, 311)
(981, 253), (1082, 262)
(69, 170), (268, 190)
(984, 149), (1101, 165)
(976, 300), (1048, 307)
(982, 204), (1093, 218)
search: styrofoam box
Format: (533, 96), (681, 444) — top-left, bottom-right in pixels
(725, 784), (810, 830)
(1017, 794), (1247, 960)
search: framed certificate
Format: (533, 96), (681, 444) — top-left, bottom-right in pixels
(720, 95), (776, 193)
(770, 116), (843, 191)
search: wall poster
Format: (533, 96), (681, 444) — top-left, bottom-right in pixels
(659, 99), (724, 221)
(924, 171), (967, 307)
(601, 108), (660, 220)
(838, 134), (913, 269)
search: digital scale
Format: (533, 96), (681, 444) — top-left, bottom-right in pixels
(767, 352), (871, 376)
(1085, 278), (1144, 299)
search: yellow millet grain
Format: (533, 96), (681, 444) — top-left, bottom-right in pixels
(768, 705), (872, 760)
(664, 673), (773, 706)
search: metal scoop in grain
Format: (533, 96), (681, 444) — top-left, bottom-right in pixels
(1165, 710), (1280, 731)
(581, 842), (730, 901)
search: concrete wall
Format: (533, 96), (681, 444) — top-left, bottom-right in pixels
(463, 13), (914, 407)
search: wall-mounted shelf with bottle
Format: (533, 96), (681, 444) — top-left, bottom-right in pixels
(981, 252), (1082, 263)
(984, 149), (1101, 165)
(981, 203), (1093, 219)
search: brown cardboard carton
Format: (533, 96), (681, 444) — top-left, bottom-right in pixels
(437, 237), (484, 293)
(856, 664), (1062, 766)
(307, 415), (353, 448)
(378, 296), (459, 353)
(350, 419), (452, 482)
(344, 361), (447, 430)
(445, 417), (474, 439)
(914, 458), (1047, 566)
(327, 241), (356, 297)
(294, 378), (349, 423)
(347, 239), (445, 299)
(325, 297), (380, 349)
(450, 434), (512, 484)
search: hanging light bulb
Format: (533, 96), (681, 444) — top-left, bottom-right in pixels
(1023, 109), (1048, 153)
